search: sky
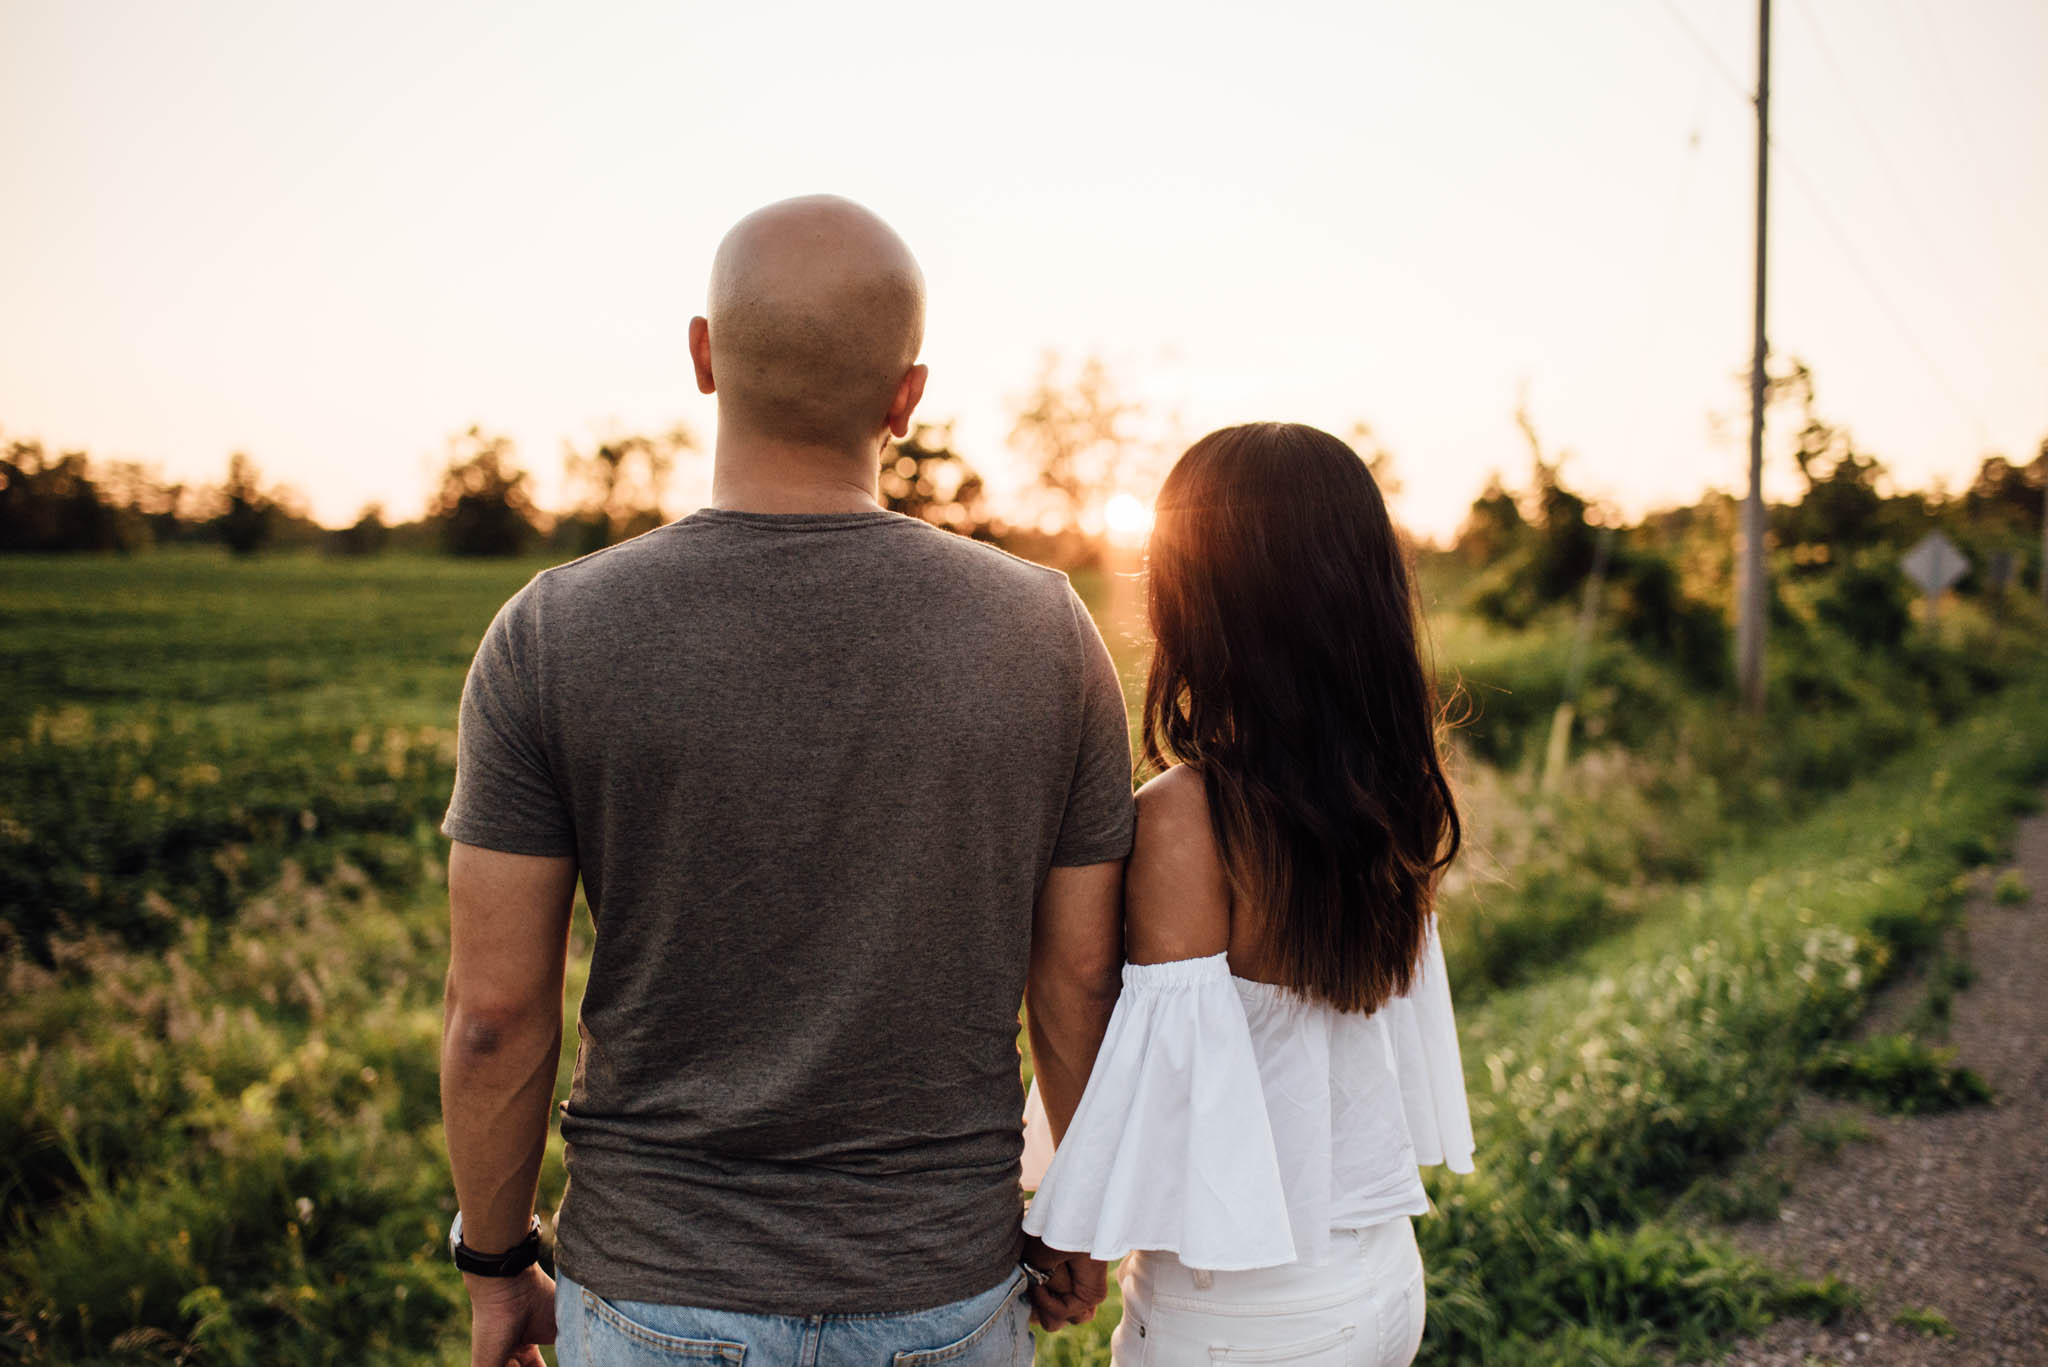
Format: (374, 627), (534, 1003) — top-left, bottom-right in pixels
(2, 0), (2043, 541)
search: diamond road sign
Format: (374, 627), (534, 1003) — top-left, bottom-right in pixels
(1901, 531), (1970, 597)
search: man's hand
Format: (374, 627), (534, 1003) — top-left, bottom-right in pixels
(465, 1264), (556, 1367)
(1023, 1235), (1108, 1332)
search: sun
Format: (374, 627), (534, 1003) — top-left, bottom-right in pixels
(1103, 491), (1154, 544)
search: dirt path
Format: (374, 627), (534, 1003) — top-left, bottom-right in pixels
(1710, 803), (2048, 1366)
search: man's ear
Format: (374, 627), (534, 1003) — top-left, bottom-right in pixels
(689, 317), (716, 395)
(886, 363), (928, 439)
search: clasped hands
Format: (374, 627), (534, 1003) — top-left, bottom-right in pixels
(1022, 1234), (1107, 1332)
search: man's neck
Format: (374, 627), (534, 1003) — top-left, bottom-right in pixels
(709, 429), (883, 515)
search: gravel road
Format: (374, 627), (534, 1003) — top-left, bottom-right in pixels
(1706, 802), (2048, 1367)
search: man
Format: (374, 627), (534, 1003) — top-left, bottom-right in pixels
(439, 195), (1131, 1367)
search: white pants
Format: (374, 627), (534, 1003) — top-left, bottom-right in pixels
(1110, 1220), (1426, 1367)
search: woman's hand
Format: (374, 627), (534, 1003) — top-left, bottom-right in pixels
(1023, 1234), (1108, 1331)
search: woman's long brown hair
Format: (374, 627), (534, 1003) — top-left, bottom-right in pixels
(1142, 422), (1460, 1013)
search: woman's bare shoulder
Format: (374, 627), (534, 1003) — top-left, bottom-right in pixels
(1126, 765), (1231, 964)
(1133, 765), (1220, 862)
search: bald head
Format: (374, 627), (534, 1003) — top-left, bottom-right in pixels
(696, 196), (926, 454)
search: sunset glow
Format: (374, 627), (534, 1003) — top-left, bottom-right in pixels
(1, 2), (2042, 540)
(1103, 492), (1155, 545)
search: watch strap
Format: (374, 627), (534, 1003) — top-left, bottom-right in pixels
(450, 1213), (543, 1277)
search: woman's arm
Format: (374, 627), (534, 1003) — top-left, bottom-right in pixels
(1126, 765), (1231, 965)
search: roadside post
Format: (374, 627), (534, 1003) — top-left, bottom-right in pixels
(1985, 550), (2015, 608)
(1984, 550), (2017, 642)
(1541, 523), (1616, 793)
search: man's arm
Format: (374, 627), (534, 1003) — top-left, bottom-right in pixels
(441, 841), (577, 1367)
(1023, 859), (1124, 1329)
(1025, 861), (1124, 1142)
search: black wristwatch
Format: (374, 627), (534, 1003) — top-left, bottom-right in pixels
(448, 1212), (543, 1277)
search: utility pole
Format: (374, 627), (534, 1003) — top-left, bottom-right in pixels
(1737, 0), (1772, 714)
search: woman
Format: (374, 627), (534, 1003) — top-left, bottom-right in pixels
(1022, 422), (1472, 1366)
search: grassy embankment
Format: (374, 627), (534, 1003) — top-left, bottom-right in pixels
(1, 549), (2042, 1365)
(1036, 682), (2048, 1366)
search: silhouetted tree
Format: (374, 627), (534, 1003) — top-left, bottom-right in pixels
(429, 428), (539, 556)
(1007, 352), (1140, 534)
(0, 433), (215, 550)
(1467, 404), (1601, 623)
(1459, 408), (1727, 680)
(1765, 363), (1887, 565)
(1959, 449), (2046, 535)
(94, 462), (166, 550)
(559, 425), (693, 552)
(1455, 474), (1526, 567)
(880, 423), (992, 535)
(331, 503), (390, 556)
(0, 437), (146, 552)
(211, 453), (279, 555)
(140, 477), (193, 545)
(1516, 403), (1600, 600)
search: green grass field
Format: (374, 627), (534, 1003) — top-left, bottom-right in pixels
(4, 548), (2044, 1365)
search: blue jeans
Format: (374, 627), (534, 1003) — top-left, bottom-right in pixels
(553, 1266), (1033, 1366)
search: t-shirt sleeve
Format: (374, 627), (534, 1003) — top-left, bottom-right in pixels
(1050, 584), (1136, 867)
(441, 584), (578, 858)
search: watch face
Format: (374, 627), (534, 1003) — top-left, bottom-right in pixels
(448, 1212), (464, 1258)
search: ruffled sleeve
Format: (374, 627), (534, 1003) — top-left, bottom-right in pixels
(1378, 919), (1475, 1173)
(1020, 953), (1298, 1270)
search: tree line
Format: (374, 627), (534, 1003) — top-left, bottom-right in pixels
(1452, 361), (2046, 695)
(0, 351), (1150, 561)
(0, 424), (694, 559)
(6, 354), (2041, 592)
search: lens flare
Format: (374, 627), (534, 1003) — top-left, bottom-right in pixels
(1104, 491), (1154, 543)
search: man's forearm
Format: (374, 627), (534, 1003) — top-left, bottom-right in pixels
(440, 999), (563, 1254)
(1025, 973), (1120, 1144)
(1025, 860), (1126, 1144)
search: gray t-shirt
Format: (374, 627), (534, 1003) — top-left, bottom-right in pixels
(442, 508), (1135, 1315)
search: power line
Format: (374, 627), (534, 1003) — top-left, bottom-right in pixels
(1788, 0), (1954, 302)
(1621, 68), (1713, 466)
(1651, 0), (1996, 448)
(1655, 0), (1749, 103)
(1913, 0), (1987, 176)
(1773, 154), (1991, 446)
(1907, 0), (2048, 319)
(1791, 0), (2024, 414)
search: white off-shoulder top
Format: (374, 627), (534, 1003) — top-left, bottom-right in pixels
(1020, 921), (1474, 1271)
